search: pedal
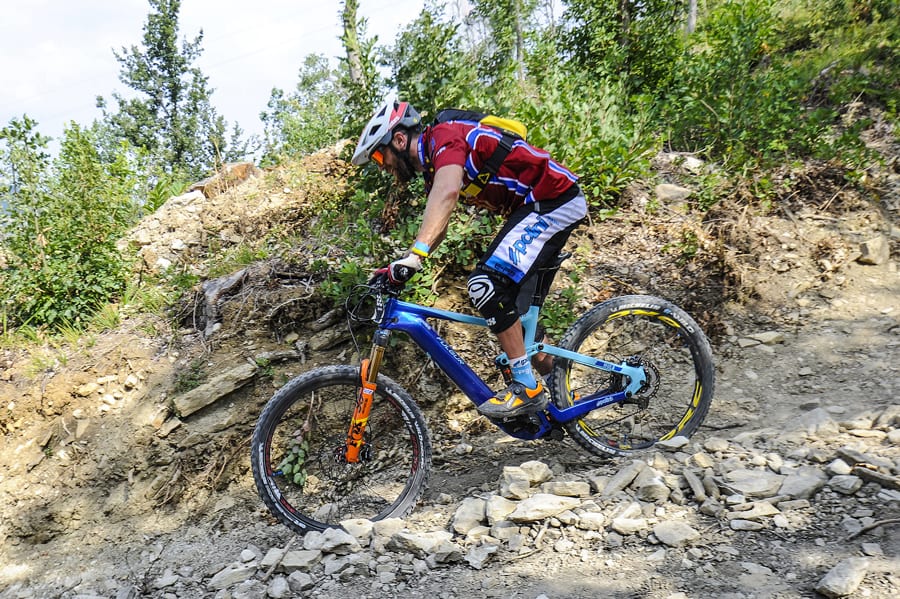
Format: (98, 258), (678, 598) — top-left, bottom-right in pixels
(489, 412), (543, 434)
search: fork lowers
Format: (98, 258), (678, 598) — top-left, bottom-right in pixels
(344, 329), (393, 463)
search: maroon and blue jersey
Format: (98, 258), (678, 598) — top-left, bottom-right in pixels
(418, 121), (579, 217)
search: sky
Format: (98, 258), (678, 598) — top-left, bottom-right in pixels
(0, 0), (427, 150)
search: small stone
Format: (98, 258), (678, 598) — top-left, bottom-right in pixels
(152, 571), (180, 589)
(267, 576), (291, 599)
(540, 480), (591, 497)
(860, 543), (883, 556)
(519, 460), (554, 484)
(575, 512), (606, 531)
(452, 497), (486, 534)
(465, 543), (499, 570)
(724, 468), (785, 499)
(485, 495), (518, 525)
(653, 521), (700, 547)
(340, 518), (374, 546)
(500, 466), (533, 499)
(829, 475), (863, 495)
(602, 460), (646, 496)
(703, 437), (729, 452)
(815, 557), (869, 598)
(611, 517), (648, 535)
(747, 331), (785, 345)
(779, 468), (828, 499)
(281, 550), (321, 572)
(726, 501), (780, 521)
(826, 459), (853, 476)
(857, 236), (890, 265)
(655, 436), (690, 450)
(208, 565), (256, 590)
(730, 519), (764, 531)
(507, 494), (581, 522)
(76, 382), (100, 397)
(287, 571), (314, 592)
(655, 183), (692, 202)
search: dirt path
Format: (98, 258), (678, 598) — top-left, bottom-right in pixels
(1, 154), (898, 598)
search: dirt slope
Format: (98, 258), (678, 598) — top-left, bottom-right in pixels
(0, 139), (898, 599)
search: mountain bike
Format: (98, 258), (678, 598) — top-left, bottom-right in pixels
(250, 252), (715, 533)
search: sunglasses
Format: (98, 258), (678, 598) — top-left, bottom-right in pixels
(370, 147), (385, 166)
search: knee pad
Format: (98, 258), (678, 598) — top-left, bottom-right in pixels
(467, 268), (519, 333)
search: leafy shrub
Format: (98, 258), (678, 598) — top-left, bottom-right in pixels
(662, 0), (818, 166)
(260, 54), (345, 166)
(515, 70), (655, 207)
(1, 120), (140, 329)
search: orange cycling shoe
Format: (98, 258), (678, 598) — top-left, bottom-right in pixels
(477, 381), (548, 418)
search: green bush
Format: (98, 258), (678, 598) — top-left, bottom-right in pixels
(662, 0), (817, 166)
(515, 70), (655, 207)
(1, 120), (140, 329)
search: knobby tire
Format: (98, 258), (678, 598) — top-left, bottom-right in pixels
(251, 365), (431, 534)
(551, 295), (715, 457)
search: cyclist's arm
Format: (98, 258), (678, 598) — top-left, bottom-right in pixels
(415, 164), (462, 252)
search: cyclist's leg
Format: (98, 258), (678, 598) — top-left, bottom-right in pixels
(468, 192), (586, 416)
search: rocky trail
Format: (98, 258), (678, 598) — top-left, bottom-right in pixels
(1, 144), (898, 599)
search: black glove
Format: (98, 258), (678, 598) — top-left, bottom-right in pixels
(371, 254), (422, 286)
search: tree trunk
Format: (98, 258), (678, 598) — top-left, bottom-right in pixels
(513, 0), (525, 81)
(687, 0), (698, 34)
(342, 0), (364, 86)
(617, 0), (632, 51)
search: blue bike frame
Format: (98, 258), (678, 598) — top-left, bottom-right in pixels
(377, 295), (647, 440)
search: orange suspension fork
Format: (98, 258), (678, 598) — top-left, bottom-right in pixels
(345, 332), (388, 463)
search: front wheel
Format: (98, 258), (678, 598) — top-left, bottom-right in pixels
(551, 295), (715, 457)
(251, 365), (431, 533)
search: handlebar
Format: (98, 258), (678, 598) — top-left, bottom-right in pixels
(345, 280), (402, 324)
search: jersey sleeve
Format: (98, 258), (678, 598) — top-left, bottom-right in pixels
(429, 125), (468, 172)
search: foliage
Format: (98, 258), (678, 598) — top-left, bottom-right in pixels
(661, 0), (804, 166)
(0, 121), (140, 329)
(561, 0), (689, 96)
(146, 171), (190, 213)
(658, 0), (898, 170)
(98, 0), (249, 180)
(174, 358), (207, 394)
(467, 0), (540, 84)
(383, 3), (480, 117)
(515, 69), (656, 206)
(541, 274), (580, 339)
(261, 54), (345, 165)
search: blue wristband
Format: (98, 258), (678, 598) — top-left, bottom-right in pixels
(411, 240), (431, 258)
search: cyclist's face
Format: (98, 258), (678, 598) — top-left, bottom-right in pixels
(372, 133), (415, 183)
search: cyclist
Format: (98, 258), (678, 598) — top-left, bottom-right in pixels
(352, 95), (587, 419)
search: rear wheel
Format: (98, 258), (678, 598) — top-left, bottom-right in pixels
(551, 295), (714, 457)
(251, 365), (431, 533)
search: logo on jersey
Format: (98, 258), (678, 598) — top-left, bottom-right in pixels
(467, 275), (495, 310)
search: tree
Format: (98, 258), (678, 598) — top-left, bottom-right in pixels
(561, 0), (688, 95)
(468, 0), (540, 85)
(99, 0), (247, 180)
(339, 0), (382, 138)
(384, 2), (479, 116)
(261, 54), (345, 163)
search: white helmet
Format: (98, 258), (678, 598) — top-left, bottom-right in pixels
(351, 94), (422, 166)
